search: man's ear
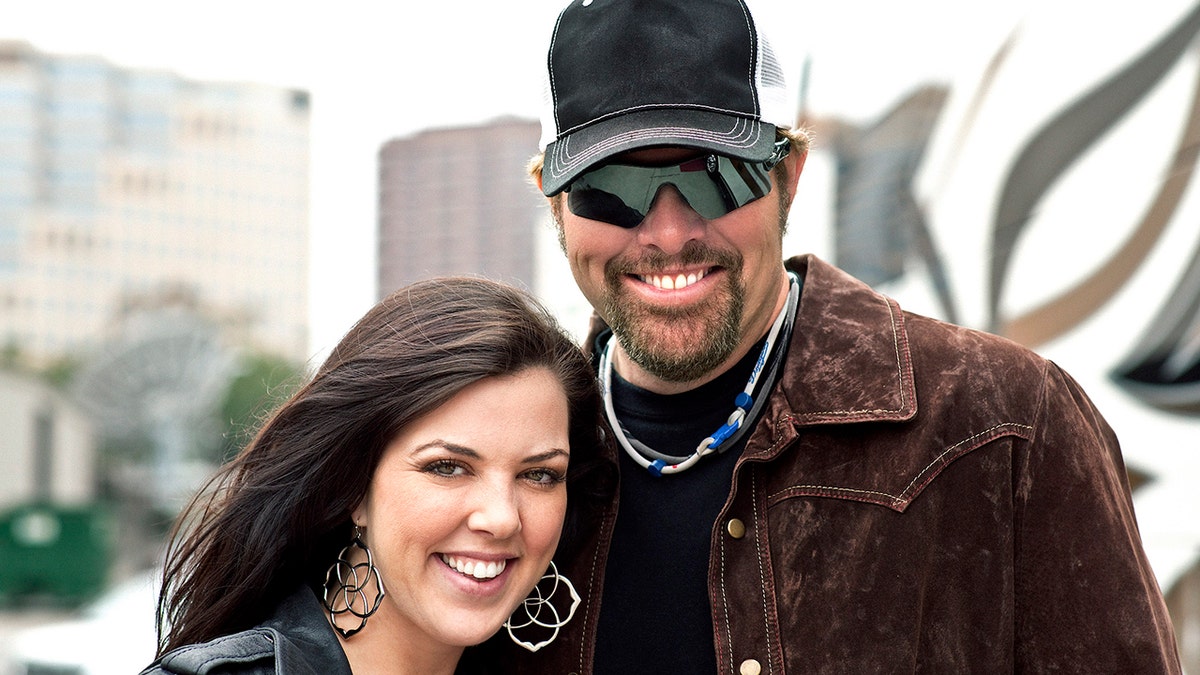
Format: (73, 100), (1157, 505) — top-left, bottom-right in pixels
(783, 149), (806, 205)
(535, 172), (544, 193)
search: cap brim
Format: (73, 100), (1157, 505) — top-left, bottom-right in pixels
(541, 109), (777, 196)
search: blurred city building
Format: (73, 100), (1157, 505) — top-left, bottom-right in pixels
(0, 370), (110, 604)
(0, 40), (310, 614)
(0, 370), (95, 509)
(377, 117), (546, 298)
(0, 40), (311, 368)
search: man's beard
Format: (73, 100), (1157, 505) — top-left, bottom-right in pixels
(602, 243), (745, 383)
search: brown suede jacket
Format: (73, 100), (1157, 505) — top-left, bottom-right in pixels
(487, 254), (1180, 674)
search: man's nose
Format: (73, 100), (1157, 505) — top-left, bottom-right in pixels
(636, 184), (707, 255)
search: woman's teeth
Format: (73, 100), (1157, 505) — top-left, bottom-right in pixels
(441, 554), (506, 580)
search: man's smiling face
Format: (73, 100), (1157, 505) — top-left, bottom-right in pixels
(556, 145), (797, 391)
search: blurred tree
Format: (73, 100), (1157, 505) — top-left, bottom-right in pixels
(40, 355), (82, 389)
(214, 353), (304, 462)
(1, 340), (20, 369)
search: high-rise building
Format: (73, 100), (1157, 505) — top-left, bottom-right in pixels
(377, 117), (547, 298)
(0, 41), (310, 365)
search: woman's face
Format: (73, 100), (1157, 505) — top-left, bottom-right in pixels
(351, 366), (571, 654)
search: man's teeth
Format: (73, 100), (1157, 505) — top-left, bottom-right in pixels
(441, 554), (506, 580)
(641, 270), (705, 290)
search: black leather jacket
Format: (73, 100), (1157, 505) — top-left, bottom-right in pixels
(140, 588), (352, 675)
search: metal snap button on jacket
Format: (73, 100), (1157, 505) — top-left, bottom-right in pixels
(726, 518), (746, 539)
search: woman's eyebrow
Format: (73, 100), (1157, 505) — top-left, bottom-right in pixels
(523, 448), (570, 464)
(411, 442), (567, 464)
(411, 441), (480, 459)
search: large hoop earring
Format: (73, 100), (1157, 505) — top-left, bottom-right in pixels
(322, 525), (386, 638)
(504, 561), (581, 652)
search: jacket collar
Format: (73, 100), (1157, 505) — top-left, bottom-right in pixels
(261, 587), (354, 675)
(735, 255), (918, 464)
(773, 254), (917, 427)
(155, 587), (352, 675)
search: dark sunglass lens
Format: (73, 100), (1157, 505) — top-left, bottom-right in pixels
(705, 157), (771, 214)
(567, 188), (645, 229)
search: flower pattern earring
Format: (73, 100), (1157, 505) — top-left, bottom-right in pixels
(322, 525), (386, 638)
(504, 561), (581, 652)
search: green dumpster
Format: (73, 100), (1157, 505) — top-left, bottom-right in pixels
(0, 502), (115, 606)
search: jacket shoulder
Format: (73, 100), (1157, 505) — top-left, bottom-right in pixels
(141, 629), (277, 675)
(902, 304), (1044, 360)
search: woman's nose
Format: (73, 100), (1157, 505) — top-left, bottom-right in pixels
(465, 481), (522, 539)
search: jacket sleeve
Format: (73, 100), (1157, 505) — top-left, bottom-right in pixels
(1013, 361), (1181, 672)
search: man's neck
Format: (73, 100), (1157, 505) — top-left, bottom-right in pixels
(612, 271), (792, 395)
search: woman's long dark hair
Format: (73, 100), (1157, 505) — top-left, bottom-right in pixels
(155, 277), (610, 655)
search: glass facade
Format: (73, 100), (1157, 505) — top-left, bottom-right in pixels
(0, 40), (310, 365)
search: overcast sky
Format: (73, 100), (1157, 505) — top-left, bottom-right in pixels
(5, 0), (1032, 360)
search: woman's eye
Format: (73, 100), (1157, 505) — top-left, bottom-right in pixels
(524, 468), (566, 485)
(425, 460), (465, 478)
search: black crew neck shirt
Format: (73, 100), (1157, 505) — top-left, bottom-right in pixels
(592, 334), (766, 675)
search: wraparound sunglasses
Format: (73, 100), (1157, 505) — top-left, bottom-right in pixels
(564, 139), (790, 228)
